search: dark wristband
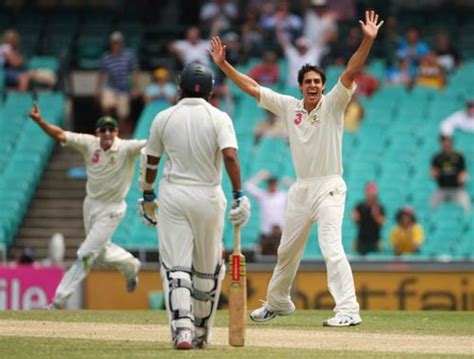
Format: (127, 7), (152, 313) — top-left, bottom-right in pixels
(232, 190), (243, 199)
(143, 191), (156, 201)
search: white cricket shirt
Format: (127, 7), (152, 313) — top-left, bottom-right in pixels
(64, 132), (146, 202)
(146, 97), (238, 186)
(259, 79), (355, 179)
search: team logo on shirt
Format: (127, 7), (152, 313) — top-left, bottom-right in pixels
(309, 114), (320, 125)
(91, 150), (100, 164)
(109, 156), (116, 165)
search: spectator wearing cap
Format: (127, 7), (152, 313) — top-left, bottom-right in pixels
(276, 26), (323, 88)
(244, 170), (289, 254)
(430, 135), (471, 212)
(440, 100), (474, 137)
(352, 182), (386, 255)
(144, 67), (177, 104)
(390, 207), (424, 255)
(254, 110), (287, 144)
(97, 31), (140, 136)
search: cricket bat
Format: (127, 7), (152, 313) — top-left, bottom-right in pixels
(228, 224), (247, 347)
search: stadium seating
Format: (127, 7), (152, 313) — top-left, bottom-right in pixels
(0, 91), (65, 247)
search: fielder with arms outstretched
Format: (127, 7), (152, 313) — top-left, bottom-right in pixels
(210, 10), (383, 327)
(29, 104), (145, 309)
(139, 62), (250, 349)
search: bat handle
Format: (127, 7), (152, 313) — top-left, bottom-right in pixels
(233, 224), (241, 254)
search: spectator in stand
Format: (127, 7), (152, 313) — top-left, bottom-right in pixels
(0, 29), (30, 91)
(416, 51), (445, 91)
(344, 93), (364, 133)
(440, 100), (474, 136)
(390, 206), (424, 256)
(244, 170), (289, 253)
(434, 30), (461, 74)
(143, 67), (177, 105)
(385, 58), (413, 88)
(97, 31), (140, 137)
(355, 66), (379, 97)
(352, 182), (386, 255)
(249, 51), (280, 86)
(396, 26), (429, 79)
(276, 26), (323, 88)
(254, 110), (287, 144)
(303, 0), (338, 53)
(261, 224), (283, 255)
(328, 26), (361, 66)
(431, 135), (471, 213)
(221, 32), (246, 66)
(328, 0), (356, 21)
(169, 27), (210, 67)
(199, 0), (238, 31)
(241, 11), (265, 58)
(261, 0), (303, 43)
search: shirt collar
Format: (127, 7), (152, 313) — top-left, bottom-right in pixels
(297, 95), (325, 114)
(178, 98), (208, 106)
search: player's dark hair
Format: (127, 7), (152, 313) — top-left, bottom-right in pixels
(297, 64), (326, 86)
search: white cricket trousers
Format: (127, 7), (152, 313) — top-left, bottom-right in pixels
(54, 197), (138, 305)
(158, 179), (226, 336)
(266, 175), (359, 315)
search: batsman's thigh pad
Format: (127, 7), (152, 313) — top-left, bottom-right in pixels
(192, 262), (225, 342)
(161, 264), (194, 332)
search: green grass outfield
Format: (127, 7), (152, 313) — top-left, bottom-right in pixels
(0, 310), (472, 358)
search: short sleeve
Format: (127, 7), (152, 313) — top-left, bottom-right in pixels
(217, 113), (238, 150)
(145, 114), (164, 158)
(259, 86), (293, 118)
(63, 131), (96, 155)
(431, 155), (440, 168)
(324, 78), (356, 118)
(126, 139), (147, 157)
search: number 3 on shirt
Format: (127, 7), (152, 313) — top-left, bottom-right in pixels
(294, 113), (302, 125)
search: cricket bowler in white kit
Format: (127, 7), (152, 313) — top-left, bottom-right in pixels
(138, 63), (251, 349)
(28, 103), (145, 309)
(211, 11), (384, 326)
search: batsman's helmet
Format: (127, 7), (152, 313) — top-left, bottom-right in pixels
(179, 62), (214, 100)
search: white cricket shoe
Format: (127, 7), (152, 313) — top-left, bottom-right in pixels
(323, 313), (362, 327)
(126, 259), (141, 293)
(174, 328), (194, 350)
(249, 302), (296, 323)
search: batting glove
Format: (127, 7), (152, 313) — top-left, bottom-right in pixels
(229, 190), (251, 227)
(138, 191), (159, 227)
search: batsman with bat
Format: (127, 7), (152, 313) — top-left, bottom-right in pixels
(139, 62), (251, 349)
(211, 11), (384, 327)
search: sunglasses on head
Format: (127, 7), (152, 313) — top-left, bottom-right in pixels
(99, 126), (116, 133)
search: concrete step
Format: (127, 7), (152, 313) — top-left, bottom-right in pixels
(30, 199), (84, 210)
(12, 245), (79, 260)
(27, 207), (83, 218)
(14, 236), (83, 246)
(38, 179), (86, 190)
(17, 227), (85, 238)
(35, 189), (85, 200)
(22, 217), (84, 228)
